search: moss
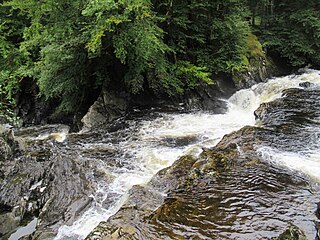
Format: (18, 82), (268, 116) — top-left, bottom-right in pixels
(233, 33), (267, 84)
(245, 159), (259, 166)
(200, 152), (232, 174)
(11, 174), (27, 185)
(197, 142), (240, 175)
(247, 33), (264, 60)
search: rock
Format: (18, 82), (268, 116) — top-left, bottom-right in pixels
(150, 155), (198, 192)
(183, 82), (229, 113)
(315, 223), (320, 240)
(35, 155), (93, 229)
(254, 88), (320, 133)
(0, 125), (95, 238)
(232, 56), (281, 90)
(85, 155), (198, 240)
(0, 137), (12, 161)
(299, 82), (314, 88)
(316, 222), (320, 240)
(85, 185), (164, 240)
(31, 229), (56, 240)
(81, 90), (128, 131)
(275, 226), (307, 240)
(232, 34), (285, 90)
(0, 211), (20, 237)
(0, 125), (16, 161)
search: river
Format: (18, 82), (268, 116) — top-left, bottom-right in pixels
(49, 69), (320, 239)
(3, 69), (320, 239)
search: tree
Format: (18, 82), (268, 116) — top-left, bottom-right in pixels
(1, 0), (318, 121)
(0, 1), (28, 125)
(258, 0), (320, 67)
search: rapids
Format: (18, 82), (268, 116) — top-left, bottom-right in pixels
(52, 69), (320, 239)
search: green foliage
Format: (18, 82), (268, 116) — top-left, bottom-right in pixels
(0, 0), (319, 119)
(157, 60), (214, 95)
(254, 0), (320, 67)
(113, 17), (170, 93)
(155, 0), (250, 74)
(35, 43), (91, 112)
(4, 0), (102, 113)
(176, 61), (213, 86)
(0, 3), (27, 125)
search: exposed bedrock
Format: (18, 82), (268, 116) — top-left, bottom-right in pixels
(0, 125), (94, 239)
(86, 87), (320, 239)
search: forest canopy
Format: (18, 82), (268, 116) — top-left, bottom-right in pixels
(0, 0), (320, 123)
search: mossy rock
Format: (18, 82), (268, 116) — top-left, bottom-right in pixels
(275, 226), (307, 240)
(11, 174), (27, 185)
(198, 143), (239, 174)
(246, 33), (265, 63)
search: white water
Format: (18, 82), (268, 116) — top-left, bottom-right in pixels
(257, 120), (320, 181)
(56, 69), (320, 239)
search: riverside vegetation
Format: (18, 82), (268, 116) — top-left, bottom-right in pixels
(0, 0), (320, 124)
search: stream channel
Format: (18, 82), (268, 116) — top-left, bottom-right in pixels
(6, 69), (320, 239)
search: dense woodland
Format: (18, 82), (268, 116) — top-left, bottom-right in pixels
(0, 0), (320, 124)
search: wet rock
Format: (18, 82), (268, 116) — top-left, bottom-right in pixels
(299, 81), (314, 88)
(150, 155), (198, 192)
(86, 155), (198, 240)
(0, 125), (94, 238)
(183, 83), (229, 114)
(86, 129), (316, 239)
(275, 226), (307, 240)
(316, 222), (320, 240)
(254, 88), (320, 131)
(316, 202), (320, 219)
(0, 126), (17, 161)
(85, 185), (164, 240)
(0, 137), (12, 161)
(35, 155), (93, 229)
(232, 56), (283, 90)
(81, 90), (128, 131)
(159, 135), (199, 147)
(32, 229), (56, 240)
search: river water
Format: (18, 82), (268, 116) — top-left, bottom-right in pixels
(52, 69), (320, 239)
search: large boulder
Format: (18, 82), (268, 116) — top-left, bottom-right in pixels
(81, 90), (128, 131)
(232, 34), (286, 90)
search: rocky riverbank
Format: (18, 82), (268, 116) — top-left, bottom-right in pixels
(0, 125), (94, 239)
